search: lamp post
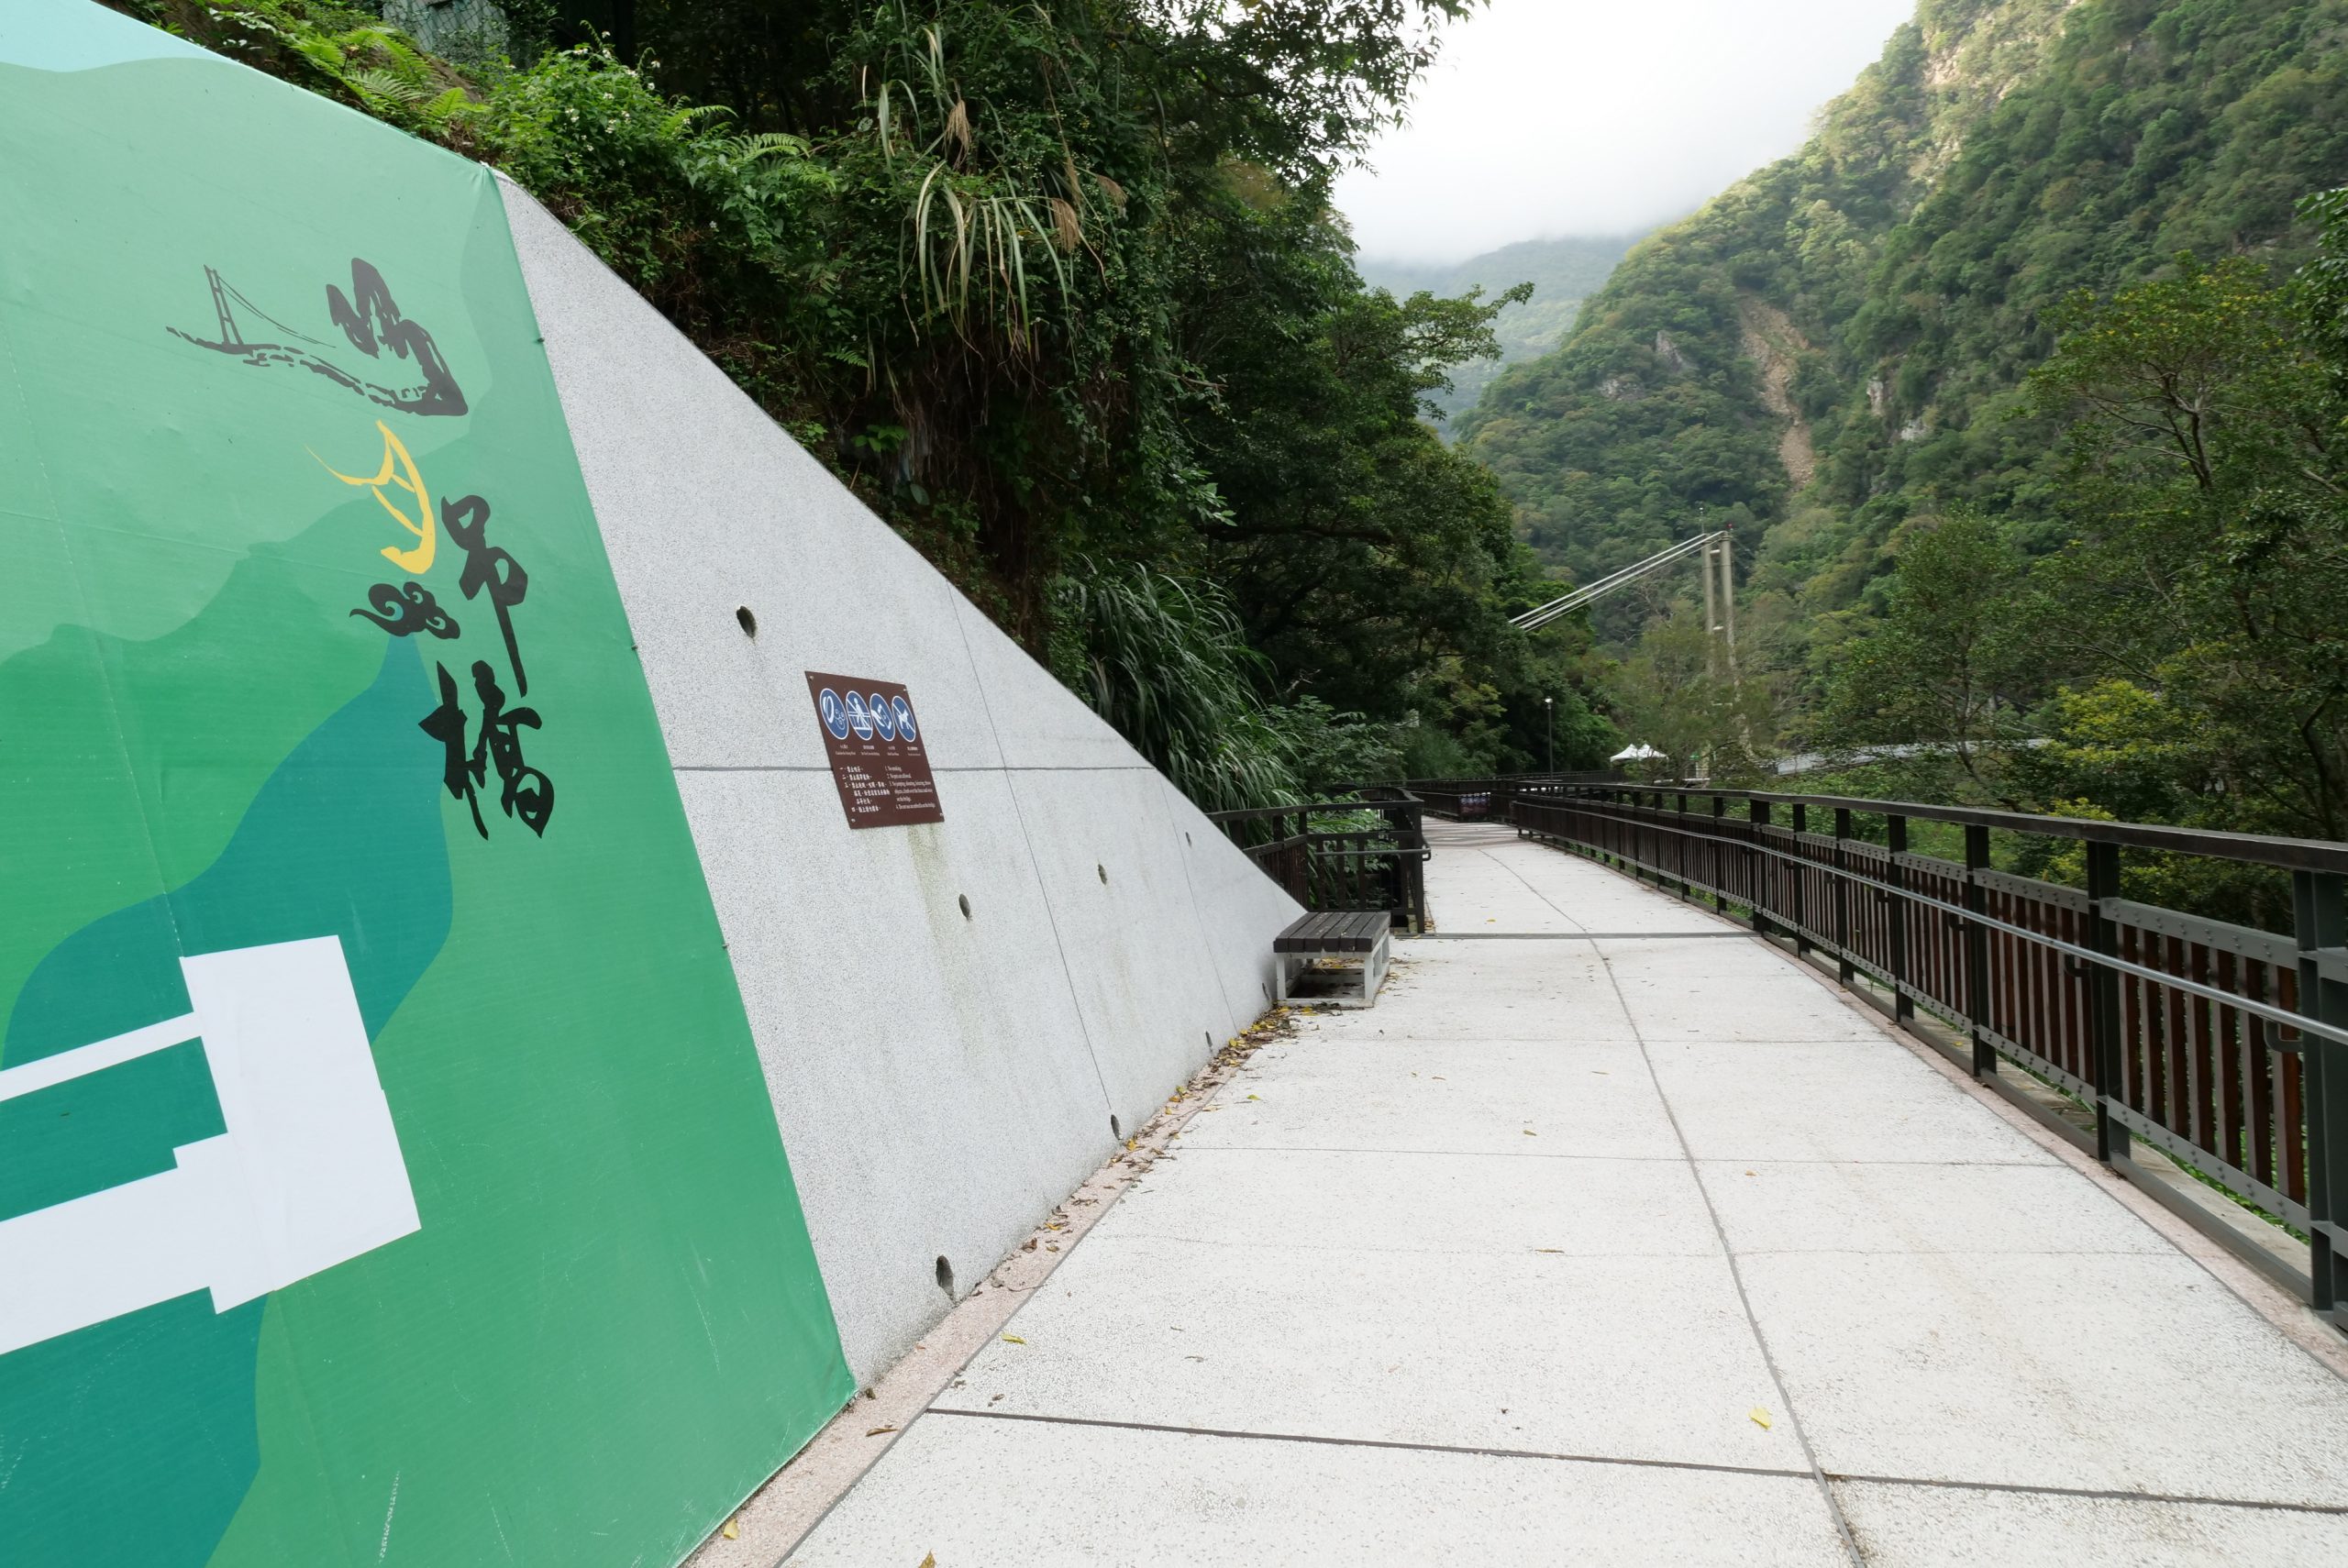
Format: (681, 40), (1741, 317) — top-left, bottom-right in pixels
(1544, 695), (1554, 775)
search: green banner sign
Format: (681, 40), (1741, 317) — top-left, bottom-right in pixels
(0, 6), (852, 1564)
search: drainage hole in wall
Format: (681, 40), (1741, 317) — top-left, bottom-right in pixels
(1110, 1115), (1122, 1139)
(958, 893), (971, 920)
(1185, 832), (1192, 846)
(935, 1254), (955, 1296)
(735, 605), (758, 638)
(1097, 863), (1108, 884)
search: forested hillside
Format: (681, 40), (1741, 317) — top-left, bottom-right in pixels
(1467, 0), (2348, 585)
(1461, 0), (2348, 624)
(107, 0), (1623, 803)
(1456, 0), (2348, 860)
(1357, 234), (1638, 428)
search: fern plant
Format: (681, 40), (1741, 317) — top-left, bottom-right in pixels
(193, 7), (472, 134)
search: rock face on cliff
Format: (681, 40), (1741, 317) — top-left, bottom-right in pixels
(1456, 0), (2348, 648)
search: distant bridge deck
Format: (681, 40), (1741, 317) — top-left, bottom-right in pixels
(773, 820), (2348, 1564)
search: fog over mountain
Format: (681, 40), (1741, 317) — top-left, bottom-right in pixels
(1356, 234), (1641, 430)
(1337, 0), (1916, 263)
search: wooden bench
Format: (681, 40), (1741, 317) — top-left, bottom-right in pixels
(1273, 910), (1393, 1009)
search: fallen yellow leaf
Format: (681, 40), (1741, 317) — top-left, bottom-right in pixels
(1001, 1334), (1026, 1345)
(1749, 1408), (1773, 1430)
(919, 1556), (937, 1568)
(866, 1425), (896, 1436)
(722, 1518), (739, 1540)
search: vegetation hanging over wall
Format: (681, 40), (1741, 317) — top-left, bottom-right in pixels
(114, 0), (1623, 806)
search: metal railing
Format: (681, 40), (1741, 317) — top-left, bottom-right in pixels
(1406, 772), (1623, 822)
(1499, 781), (2347, 1323)
(1210, 795), (1429, 933)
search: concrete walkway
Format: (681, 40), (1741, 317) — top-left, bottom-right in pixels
(782, 823), (2348, 1565)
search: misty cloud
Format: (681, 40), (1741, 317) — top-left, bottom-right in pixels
(1337, 0), (1917, 265)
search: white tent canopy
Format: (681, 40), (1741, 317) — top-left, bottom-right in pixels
(1610, 744), (1665, 763)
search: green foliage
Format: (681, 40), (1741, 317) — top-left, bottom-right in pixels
(1458, 0), (2348, 678)
(1457, 244), (1783, 645)
(2016, 249), (2348, 840)
(1817, 510), (2037, 790)
(1612, 610), (1774, 783)
(1265, 699), (1404, 796)
(144, 0), (473, 133)
(1356, 234), (1643, 428)
(453, 48), (834, 333)
(1177, 196), (1533, 710)
(1810, 228), (2348, 888)
(1048, 560), (1300, 812)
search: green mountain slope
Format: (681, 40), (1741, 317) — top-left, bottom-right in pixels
(1358, 234), (1640, 427)
(1456, 0), (2348, 657)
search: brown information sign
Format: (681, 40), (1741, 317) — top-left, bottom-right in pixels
(804, 672), (944, 828)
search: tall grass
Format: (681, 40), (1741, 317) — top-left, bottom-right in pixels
(864, 9), (1080, 352)
(1051, 559), (1300, 812)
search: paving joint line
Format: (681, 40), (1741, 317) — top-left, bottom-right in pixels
(923, 1408), (2348, 1517)
(925, 1408), (1813, 1484)
(1170, 1147), (2064, 1166)
(1481, 846), (1868, 1566)
(1410, 931), (1759, 941)
(1822, 1468), (2348, 1516)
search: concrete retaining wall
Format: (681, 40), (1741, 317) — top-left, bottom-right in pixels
(497, 180), (1299, 1382)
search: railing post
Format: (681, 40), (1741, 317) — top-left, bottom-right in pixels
(1710, 794), (1727, 915)
(1833, 808), (1855, 983)
(1748, 801), (1773, 939)
(1888, 814), (1913, 1022)
(1676, 792), (1691, 900)
(1789, 803), (1811, 955)
(2293, 870), (2345, 1318)
(1634, 792), (1650, 885)
(1662, 791), (1675, 882)
(2087, 841), (2129, 1164)
(1964, 823), (1995, 1080)
(1403, 799), (1427, 933)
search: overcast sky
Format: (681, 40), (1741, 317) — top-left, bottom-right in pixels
(1336, 0), (1919, 264)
